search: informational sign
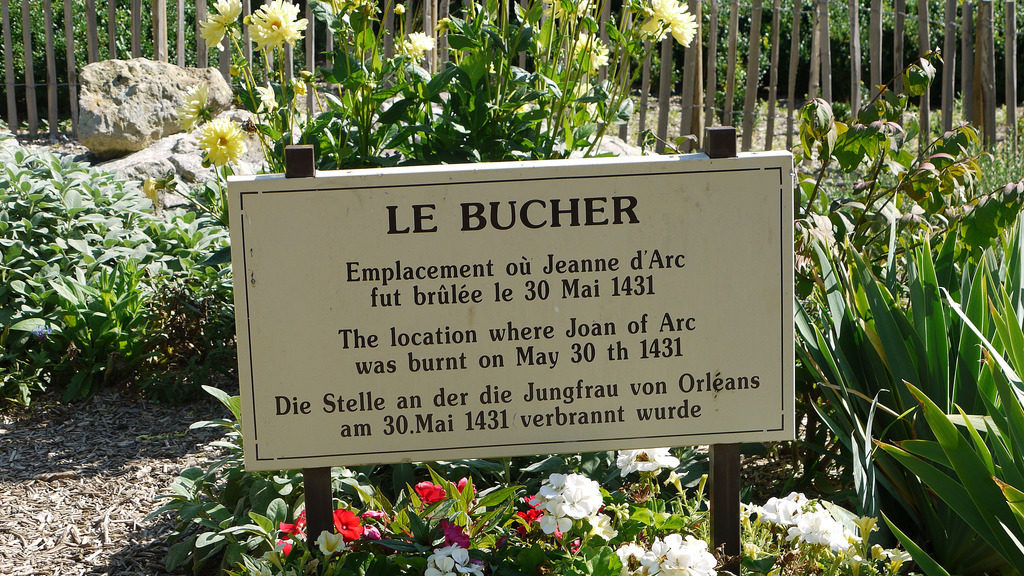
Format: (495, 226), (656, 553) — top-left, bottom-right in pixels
(228, 152), (794, 471)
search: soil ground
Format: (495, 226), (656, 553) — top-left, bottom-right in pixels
(0, 390), (225, 576)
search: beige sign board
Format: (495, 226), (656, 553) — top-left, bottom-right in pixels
(228, 152), (794, 471)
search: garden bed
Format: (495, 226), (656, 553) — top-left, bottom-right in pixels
(0, 390), (225, 575)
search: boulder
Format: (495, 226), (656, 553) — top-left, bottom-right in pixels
(79, 58), (233, 159)
(97, 110), (266, 209)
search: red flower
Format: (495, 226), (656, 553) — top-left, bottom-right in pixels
(333, 508), (364, 541)
(415, 481), (447, 505)
(441, 519), (470, 548)
(279, 510), (306, 538)
(516, 507), (544, 537)
(277, 539), (293, 556)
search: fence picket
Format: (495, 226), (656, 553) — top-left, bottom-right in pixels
(43, 0), (56, 142)
(1007, 0), (1017, 153)
(963, 2), (974, 124)
(785, 0), (801, 149)
(941, 0), (955, 130)
(704, 0), (719, 128)
(978, 0), (996, 146)
(764, 0), (781, 148)
(132, 0), (142, 58)
(64, 0), (78, 138)
(848, 0), (860, 117)
(724, 0), (738, 125)
(108, 0), (116, 58)
(638, 42), (650, 147)
(1, 0), (16, 132)
(741, 0), (762, 151)
(869, 0), (881, 96)
(894, 0), (904, 92)
(177, 0), (185, 65)
(819, 0), (831, 103)
(656, 37), (671, 152)
(196, 0), (207, 67)
(917, 0), (929, 151)
(807, 0), (820, 99)
(155, 0), (168, 62)
(22, 0), (37, 137)
(85, 0), (98, 62)
(679, 0), (701, 151)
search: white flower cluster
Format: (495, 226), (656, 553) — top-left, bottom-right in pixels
(616, 448), (680, 477)
(749, 492), (858, 552)
(616, 534), (717, 576)
(535, 473), (613, 538)
(424, 545), (484, 576)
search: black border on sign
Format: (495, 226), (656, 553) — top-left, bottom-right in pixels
(237, 164), (791, 463)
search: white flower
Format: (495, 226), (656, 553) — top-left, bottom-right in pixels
(641, 534), (717, 576)
(756, 492), (810, 526)
(616, 449), (680, 477)
(257, 84), (278, 113)
(401, 32), (435, 61)
(786, 509), (852, 552)
(536, 473), (603, 535)
(316, 530), (347, 556)
(425, 545), (483, 576)
(617, 542), (647, 575)
(588, 514), (618, 541)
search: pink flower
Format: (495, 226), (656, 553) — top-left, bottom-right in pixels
(441, 519), (470, 548)
(456, 477), (475, 494)
(362, 510), (388, 521)
(415, 481), (447, 505)
(333, 508), (364, 541)
(362, 525), (382, 540)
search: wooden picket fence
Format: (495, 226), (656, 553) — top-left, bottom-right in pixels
(0, 0), (1019, 152)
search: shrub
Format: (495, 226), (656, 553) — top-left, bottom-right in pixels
(0, 142), (233, 405)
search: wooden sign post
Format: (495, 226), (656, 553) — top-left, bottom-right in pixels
(241, 138), (794, 560)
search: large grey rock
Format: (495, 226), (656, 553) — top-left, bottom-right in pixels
(79, 58), (233, 159)
(98, 110), (266, 208)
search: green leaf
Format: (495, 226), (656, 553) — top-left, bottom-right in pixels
(9, 318), (46, 332)
(195, 531), (225, 548)
(164, 536), (197, 571)
(248, 512), (275, 537)
(266, 498), (288, 526)
(882, 512), (952, 576)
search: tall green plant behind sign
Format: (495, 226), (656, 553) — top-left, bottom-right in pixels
(228, 153), (795, 470)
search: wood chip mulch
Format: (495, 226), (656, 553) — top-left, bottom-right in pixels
(0, 389), (229, 575)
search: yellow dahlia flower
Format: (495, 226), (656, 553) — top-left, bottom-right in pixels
(401, 32), (435, 61)
(256, 84), (278, 113)
(178, 84), (210, 131)
(545, 0), (594, 20)
(200, 0), (242, 47)
(251, 0), (308, 53)
(641, 0), (696, 46)
(574, 34), (609, 73)
(199, 117), (247, 167)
